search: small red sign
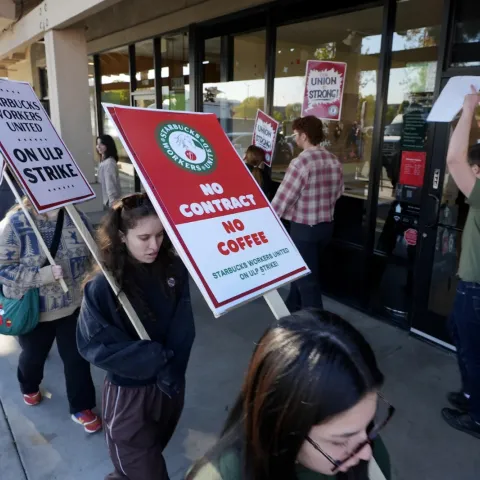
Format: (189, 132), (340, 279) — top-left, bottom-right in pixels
(399, 151), (426, 188)
(252, 110), (280, 167)
(404, 228), (418, 246)
(302, 60), (347, 121)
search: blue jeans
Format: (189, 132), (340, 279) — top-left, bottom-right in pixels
(449, 281), (480, 421)
(286, 221), (333, 312)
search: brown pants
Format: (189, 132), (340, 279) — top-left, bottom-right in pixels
(103, 379), (184, 480)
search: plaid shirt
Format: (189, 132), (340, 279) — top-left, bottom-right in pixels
(272, 146), (343, 225)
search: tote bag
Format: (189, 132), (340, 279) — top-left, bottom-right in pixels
(0, 288), (40, 335)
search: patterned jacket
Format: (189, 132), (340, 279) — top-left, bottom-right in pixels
(0, 208), (93, 322)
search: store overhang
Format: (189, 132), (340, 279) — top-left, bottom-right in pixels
(0, 0), (122, 60)
(0, 0), (15, 31)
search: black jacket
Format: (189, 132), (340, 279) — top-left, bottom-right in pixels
(76, 260), (195, 397)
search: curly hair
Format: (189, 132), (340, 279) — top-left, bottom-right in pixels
(85, 193), (178, 320)
(292, 116), (325, 145)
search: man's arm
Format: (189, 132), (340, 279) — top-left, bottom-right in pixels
(446, 86), (480, 198)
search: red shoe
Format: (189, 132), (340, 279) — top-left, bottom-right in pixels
(71, 409), (102, 434)
(23, 391), (42, 406)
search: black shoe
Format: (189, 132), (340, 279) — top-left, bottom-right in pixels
(447, 391), (470, 412)
(441, 408), (480, 439)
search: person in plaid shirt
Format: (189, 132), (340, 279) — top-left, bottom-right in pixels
(272, 116), (343, 311)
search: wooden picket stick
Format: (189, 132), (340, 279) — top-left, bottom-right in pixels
(4, 171), (68, 293)
(64, 204), (150, 340)
(263, 289), (290, 320)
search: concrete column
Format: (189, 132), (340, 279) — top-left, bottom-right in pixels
(44, 28), (101, 212)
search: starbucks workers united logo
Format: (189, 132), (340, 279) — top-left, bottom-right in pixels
(156, 122), (217, 174)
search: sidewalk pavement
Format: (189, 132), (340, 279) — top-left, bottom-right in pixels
(0, 283), (479, 480)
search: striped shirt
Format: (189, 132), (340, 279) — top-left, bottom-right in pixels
(272, 146), (343, 225)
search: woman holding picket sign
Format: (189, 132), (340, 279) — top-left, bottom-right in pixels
(77, 192), (195, 480)
(0, 198), (101, 433)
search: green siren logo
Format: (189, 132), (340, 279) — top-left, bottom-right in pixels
(156, 122), (217, 174)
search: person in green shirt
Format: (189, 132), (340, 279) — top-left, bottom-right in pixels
(187, 310), (393, 480)
(441, 86), (480, 439)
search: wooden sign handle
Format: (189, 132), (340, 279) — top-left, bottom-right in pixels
(263, 289), (290, 320)
(4, 171), (68, 293)
(65, 204), (150, 340)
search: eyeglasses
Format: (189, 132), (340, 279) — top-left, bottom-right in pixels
(121, 193), (149, 210)
(306, 394), (395, 473)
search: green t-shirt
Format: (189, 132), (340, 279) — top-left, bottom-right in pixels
(458, 179), (480, 282)
(190, 438), (391, 480)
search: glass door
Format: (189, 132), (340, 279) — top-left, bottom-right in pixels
(412, 79), (480, 346)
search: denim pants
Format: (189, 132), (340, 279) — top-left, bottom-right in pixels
(449, 281), (480, 422)
(286, 221), (333, 312)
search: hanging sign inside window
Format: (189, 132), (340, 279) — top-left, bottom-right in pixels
(302, 60), (347, 121)
(252, 110), (280, 167)
(0, 79), (95, 212)
(399, 151), (427, 188)
(401, 102), (429, 151)
(104, 105), (309, 317)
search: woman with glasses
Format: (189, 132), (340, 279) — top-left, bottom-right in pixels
(187, 309), (392, 480)
(77, 192), (195, 480)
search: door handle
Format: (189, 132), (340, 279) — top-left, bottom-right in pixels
(425, 193), (440, 228)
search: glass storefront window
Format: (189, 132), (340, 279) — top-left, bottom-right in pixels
(99, 46), (133, 194)
(135, 40), (155, 95)
(451, 1), (480, 67)
(372, 0), (443, 322)
(272, 8), (384, 245)
(161, 33), (190, 111)
(203, 32), (266, 159)
(133, 40), (156, 111)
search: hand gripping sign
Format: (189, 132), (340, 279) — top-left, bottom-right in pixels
(104, 104), (310, 317)
(252, 110), (280, 167)
(302, 60), (347, 121)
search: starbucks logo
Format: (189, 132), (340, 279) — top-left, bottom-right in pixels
(328, 105), (339, 116)
(156, 122), (217, 174)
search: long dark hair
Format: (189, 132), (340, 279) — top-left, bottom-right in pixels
(97, 134), (119, 162)
(245, 145), (265, 188)
(188, 310), (384, 480)
(85, 193), (177, 320)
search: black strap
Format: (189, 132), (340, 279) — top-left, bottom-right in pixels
(41, 208), (65, 267)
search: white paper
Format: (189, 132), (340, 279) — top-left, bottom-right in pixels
(427, 76), (480, 123)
